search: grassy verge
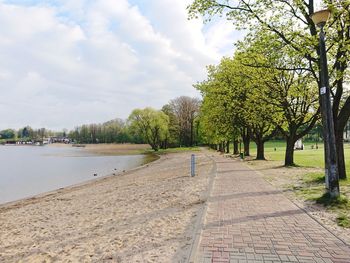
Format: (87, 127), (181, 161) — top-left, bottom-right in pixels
(292, 171), (350, 228)
(247, 140), (350, 228)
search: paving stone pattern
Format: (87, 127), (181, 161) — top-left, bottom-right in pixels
(194, 156), (350, 263)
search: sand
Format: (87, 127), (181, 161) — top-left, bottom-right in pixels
(50, 143), (152, 156)
(0, 151), (213, 262)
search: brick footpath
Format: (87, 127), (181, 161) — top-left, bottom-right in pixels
(190, 155), (350, 263)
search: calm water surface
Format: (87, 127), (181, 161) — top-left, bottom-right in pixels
(0, 145), (147, 204)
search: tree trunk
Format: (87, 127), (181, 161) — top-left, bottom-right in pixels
(151, 142), (159, 151)
(233, 140), (239, 154)
(256, 139), (265, 160)
(243, 138), (250, 156)
(335, 131), (346, 179)
(285, 137), (295, 166)
(242, 128), (251, 156)
(220, 142), (225, 153)
(226, 140), (230, 153)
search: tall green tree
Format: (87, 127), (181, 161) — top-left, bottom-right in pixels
(237, 32), (320, 165)
(128, 108), (169, 151)
(196, 55), (279, 160)
(188, 0), (350, 177)
(161, 104), (180, 148)
(169, 96), (201, 147)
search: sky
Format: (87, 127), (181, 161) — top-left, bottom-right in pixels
(0, 0), (244, 130)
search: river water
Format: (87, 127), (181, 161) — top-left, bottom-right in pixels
(0, 145), (147, 204)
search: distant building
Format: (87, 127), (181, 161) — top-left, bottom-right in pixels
(294, 139), (304, 150)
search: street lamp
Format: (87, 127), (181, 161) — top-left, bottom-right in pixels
(311, 9), (340, 197)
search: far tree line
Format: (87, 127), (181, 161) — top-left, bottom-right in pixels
(68, 96), (201, 151)
(0, 96), (201, 151)
(0, 127), (65, 142)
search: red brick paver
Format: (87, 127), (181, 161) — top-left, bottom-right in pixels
(191, 155), (350, 263)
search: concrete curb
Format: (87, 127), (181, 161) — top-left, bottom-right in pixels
(187, 154), (217, 263)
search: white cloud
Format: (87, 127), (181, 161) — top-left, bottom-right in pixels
(0, 0), (244, 130)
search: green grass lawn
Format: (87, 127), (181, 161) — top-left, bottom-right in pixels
(249, 140), (350, 175)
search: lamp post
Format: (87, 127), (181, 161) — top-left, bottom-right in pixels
(311, 9), (340, 197)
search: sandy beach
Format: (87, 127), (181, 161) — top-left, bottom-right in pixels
(0, 150), (213, 262)
(49, 143), (152, 156)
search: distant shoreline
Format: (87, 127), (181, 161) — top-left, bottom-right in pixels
(0, 149), (160, 208)
(0, 143), (158, 206)
(1, 143), (153, 155)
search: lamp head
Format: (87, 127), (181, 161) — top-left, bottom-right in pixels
(310, 9), (331, 27)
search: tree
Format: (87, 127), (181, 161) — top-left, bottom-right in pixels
(196, 54), (279, 159)
(267, 69), (320, 165)
(188, 0), (350, 177)
(161, 104), (180, 148)
(20, 126), (32, 139)
(69, 118), (133, 144)
(0, 129), (15, 139)
(236, 32), (320, 165)
(168, 96), (201, 147)
(128, 108), (169, 151)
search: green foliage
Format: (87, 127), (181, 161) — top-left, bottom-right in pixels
(161, 104), (180, 147)
(128, 107), (169, 151)
(196, 53), (279, 150)
(69, 119), (132, 144)
(0, 129), (16, 139)
(164, 96), (201, 147)
(237, 29), (320, 165)
(337, 214), (350, 228)
(188, 0), (350, 173)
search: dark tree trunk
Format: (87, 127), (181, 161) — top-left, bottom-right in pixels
(334, 105), (349, 179)
(243, 138), (250, 156)
(242, 128), (251, 156)
(335, 131), (346, 179)
(226, 140), (230, 153)
(233, 140), (239, 154)
(285, 136), (296, 166)
(256, 139), (265, 160)
(332, 61), (350, 180)
(163, 138), (168, 149)
(151, 142), (159, 151)
(221, 142), (225, 153)
(218, 143), (222, 152)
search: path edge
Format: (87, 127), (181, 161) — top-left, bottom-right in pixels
(241, 159), (350, 248)
(187, 153), (217, 263)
